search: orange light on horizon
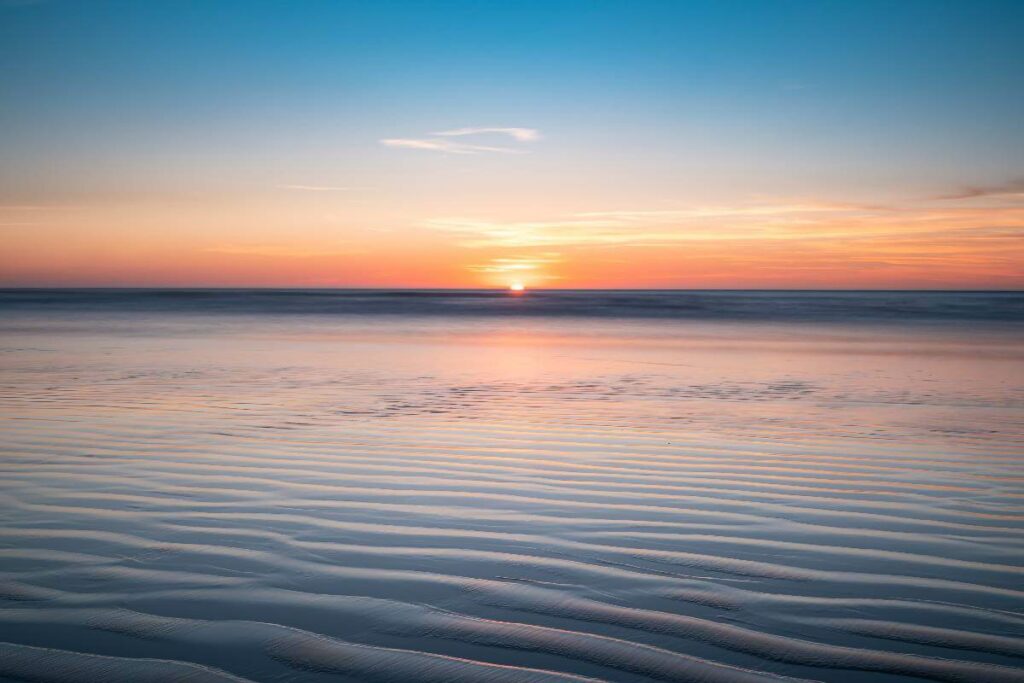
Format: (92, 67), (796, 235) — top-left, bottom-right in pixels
(2, 196), (1021, 290)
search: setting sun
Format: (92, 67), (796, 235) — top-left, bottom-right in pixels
(509, 282), (526, 292)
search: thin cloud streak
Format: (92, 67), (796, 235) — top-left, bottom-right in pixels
(934, 178), (1024, 201)
(204, 244), (366, 258)
(426, 200), (1024, 250)
(466, 253), (562, 274)
(574, 202), (872, 220)
(381, 126), (539, 154)
(379, 138), (519, 154)
(433, 127), (540, 142)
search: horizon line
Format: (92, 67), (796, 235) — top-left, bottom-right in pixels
(1, 286), (1021, 293)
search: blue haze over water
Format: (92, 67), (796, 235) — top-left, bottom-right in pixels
(2, 289), (1022, 324)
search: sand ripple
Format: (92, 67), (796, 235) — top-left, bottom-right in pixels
(1, 316), (1022, 681)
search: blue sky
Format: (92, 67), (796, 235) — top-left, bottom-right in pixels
(1, 0), (1022, 287)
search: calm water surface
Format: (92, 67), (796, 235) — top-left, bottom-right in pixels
(1, 291), (1022, 682)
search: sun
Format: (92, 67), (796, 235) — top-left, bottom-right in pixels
(509, 282), (526, 292)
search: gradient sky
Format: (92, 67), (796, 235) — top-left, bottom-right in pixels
(2, 0), (1022, 288)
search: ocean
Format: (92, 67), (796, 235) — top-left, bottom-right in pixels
(1, 289), (1022, 682)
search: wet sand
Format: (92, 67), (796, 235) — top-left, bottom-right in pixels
(1, 299), (1022, 682)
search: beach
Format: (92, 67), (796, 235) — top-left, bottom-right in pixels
(0, 290), (1022, 682)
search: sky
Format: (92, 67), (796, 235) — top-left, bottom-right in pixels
(1, 0), (1022, 289)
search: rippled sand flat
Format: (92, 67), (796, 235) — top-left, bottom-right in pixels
(1, 300), (1022, 682)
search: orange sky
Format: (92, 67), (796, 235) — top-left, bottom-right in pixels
(2, 190), (1021, 289)
(2, 1), (1022, 289)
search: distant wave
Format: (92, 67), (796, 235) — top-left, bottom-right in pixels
(1, 289), (1021, 323)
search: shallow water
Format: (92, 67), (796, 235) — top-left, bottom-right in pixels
(1, 291), (1023, 682)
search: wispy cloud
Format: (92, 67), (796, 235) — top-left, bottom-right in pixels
(380, 126), (539, 154)
(425, 201), (869, 248)
(380, 138), (519, 154)
(466, 253), (562, 274)
(427, 218), (628, 248)
(204, 244), (366, 258)
(935, 178), (1024, 201)
(425, 198), (1024, 250)
(433, 127), (540, 142)
(575, 202), (868, 220)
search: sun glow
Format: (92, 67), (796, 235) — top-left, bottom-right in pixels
(509, 282), (526, 292)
